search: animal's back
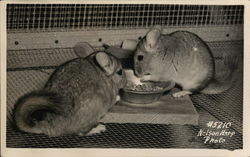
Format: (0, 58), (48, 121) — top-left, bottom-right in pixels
(42, 58), (116, 135)
(45, 58), (101, 102)
(14, 57), (118, 136)
(166, 31), (215, 91)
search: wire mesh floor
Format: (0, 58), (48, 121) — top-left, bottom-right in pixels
(6, 83), (243, 149)
(6, 41), (243, 149)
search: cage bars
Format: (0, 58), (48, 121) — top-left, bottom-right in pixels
(7, 4), (244, 33)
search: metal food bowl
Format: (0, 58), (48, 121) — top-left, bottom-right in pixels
(121, 69), (175, 104)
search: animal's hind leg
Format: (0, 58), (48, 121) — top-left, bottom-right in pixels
(172, 78), (204, 97)
(85, 124), (106, 136)
(78, 123), (106, 136)
(172, 83), (197, 98)
(172, 90), (192, 98)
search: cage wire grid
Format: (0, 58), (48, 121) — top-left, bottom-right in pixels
(7, 4), (244, 32)
(6, 41), (243, 149)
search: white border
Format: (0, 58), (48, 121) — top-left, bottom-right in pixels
(1, 0), (250, 157)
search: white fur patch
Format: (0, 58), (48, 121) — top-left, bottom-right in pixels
(193, 47), (198, 51)
(116, 95), (120, 101)
(86, 124), (106, 136)
(172, 91), (192, 98)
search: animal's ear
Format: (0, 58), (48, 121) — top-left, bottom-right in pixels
(73, 42), (95, 58)
(96, 52), (118, 76)
(145, 26), (162, 48)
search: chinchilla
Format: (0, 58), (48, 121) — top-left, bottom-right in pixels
(13, 51), (126, 136)
(134, 26), (239, 97)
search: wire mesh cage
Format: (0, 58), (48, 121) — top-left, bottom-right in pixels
(6, 3), (244, 149)
(7, 4), (244, 32)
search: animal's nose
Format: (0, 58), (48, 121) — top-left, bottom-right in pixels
(134, 66), (143, 77)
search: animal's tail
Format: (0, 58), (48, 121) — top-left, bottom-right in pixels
(13, 90), (67, 135)
(201, 53), (240, 94)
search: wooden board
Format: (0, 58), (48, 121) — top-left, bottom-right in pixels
(7, 26), (243, 50)
(101, 89), (199, 125)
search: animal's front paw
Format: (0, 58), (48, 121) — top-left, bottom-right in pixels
(116, 95), (120, 101)
(86, 124), (106, 136)
(140, 75), (152, 82)
(172, 91), (192, 98)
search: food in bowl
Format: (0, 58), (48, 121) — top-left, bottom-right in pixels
(121, 69), (175, 104)
(125, 81), (166, 92)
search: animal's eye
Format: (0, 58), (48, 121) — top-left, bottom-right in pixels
(117, 69), (123, 75)
(137, 55), (144, 61)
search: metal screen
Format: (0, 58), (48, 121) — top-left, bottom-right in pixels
(7, 4), (244, 32)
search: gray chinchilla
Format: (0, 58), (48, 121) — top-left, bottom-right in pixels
(134, 26), (239, 97)
(13, 50), (126, 136)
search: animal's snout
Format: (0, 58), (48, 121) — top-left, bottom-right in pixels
(134, 66), (144, 77)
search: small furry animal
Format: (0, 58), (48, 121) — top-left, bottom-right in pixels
(134, 26), (239, 97)
(13, 51), (126, 136)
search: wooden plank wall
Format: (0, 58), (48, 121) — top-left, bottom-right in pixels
(7, 26), (243, 50)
